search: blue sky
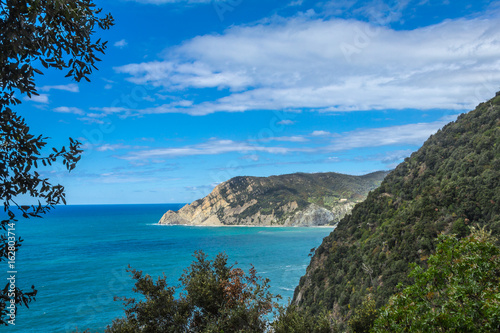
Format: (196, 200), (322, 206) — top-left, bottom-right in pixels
(17, 0), (500, 204)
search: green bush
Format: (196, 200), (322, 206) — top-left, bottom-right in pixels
(373, 227), (500, 332)
(347, 294), (377, 333)
(272, 305), (333, 333)
(106, 251), (280, 332)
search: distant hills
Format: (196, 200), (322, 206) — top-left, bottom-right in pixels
(293, 93), (500, 320)
(159, 171), (389, 227)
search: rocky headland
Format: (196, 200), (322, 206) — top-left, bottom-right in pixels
(159, 171), (389, 227)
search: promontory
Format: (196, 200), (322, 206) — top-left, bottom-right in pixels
(159, 171), (389, 227)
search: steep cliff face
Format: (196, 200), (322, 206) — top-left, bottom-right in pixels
(293, 94), (500, 319)
(159, 171), (388, 227)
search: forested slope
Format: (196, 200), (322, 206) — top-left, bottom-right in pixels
(293, 93), (500, 319)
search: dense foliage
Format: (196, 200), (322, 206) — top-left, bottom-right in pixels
(347, 294), (377, 333)
(272, 305), (332, 333)
(106, 251), (280, 333)
(0, 0), (113, 325)
(373, 227), (500, 332)
(294, 93), (500, 323)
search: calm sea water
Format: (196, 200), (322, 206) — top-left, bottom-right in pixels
(6, 204), (334, 332)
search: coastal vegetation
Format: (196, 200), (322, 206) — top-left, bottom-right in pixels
(0, 0), (113, 325)
(103, 226), (500, 332)
(100, 93), (500, 332)
(105, 251), (334, 333)
(105, 251), (280, 332)
(3, 2), (499, 331)
(293, 93), (500, 329)
(373, 226), (500, 332)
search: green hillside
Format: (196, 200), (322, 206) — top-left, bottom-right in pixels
(293, 94), (500, 320)
(222, 171), (389, 222)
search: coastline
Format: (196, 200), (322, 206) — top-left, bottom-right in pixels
(13, 204), (334, 332)
(155, 223), (336, 228)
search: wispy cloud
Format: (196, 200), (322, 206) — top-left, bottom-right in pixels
(185, 183), (218, 194)
(241, 154), (260, 161)
(114, 13), (500, 115)
(77, 117), (105, 125)
(259, 136), (309, 143)
(24, 94), (50, 104)
(277, 119), (296, 125)
(354, 148), (414, 168)
(379, 149), (413, 164)
(288, 0), (304, 7)
(114, 39), (128, 48)
(328, 118), (455, 151)
(119, 139), (307, 161)
(213, 156), (344, 172)
(311, 130), (333, 137)
(116, 116), (453, 163)
(90, 107), (134, 115)
(39, 84), (79, 93)
(96, 144), (147, 152)
(53, 106), (85, 115)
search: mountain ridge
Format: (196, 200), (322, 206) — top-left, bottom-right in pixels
(159, 171), (389, 227)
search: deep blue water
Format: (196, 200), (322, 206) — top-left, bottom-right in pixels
(5, 204), (334, 332)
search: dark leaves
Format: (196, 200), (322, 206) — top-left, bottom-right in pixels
(0, 0), (113, 325)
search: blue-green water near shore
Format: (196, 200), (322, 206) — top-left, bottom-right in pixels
(7, 204), (334, 332)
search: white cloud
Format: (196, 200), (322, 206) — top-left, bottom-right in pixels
(89, 107), (131, 114)
(380, 149), (413, 164)
(99, 174), (159, 184)
(86, 113), (108, 118)
(24, 94), (50, 104)
(328, 118), (452, 151)
(115, 13), (500, 115)
(120, 139), (307, 160)
(39, 84), (79, 93)
(311, 130), (332, 137)
(288, 0), (304, 7)
(53, 106), (85, 115)
(116, 116), (455, 163)
(259, 136), (309, 142)
(77, 117), (105, 125)
(275, 136), (308, 142)
(114, 39), (128, 48)
(96, 144), (143, 152)
(116, 61), (252, 91)
(241, 154), (260, 161)
(277, 119), (296, 125)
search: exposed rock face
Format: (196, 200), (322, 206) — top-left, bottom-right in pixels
(159, 171), (388, 227)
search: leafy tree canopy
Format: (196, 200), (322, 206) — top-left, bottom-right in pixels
(272, 304), (332, 333)
(373, 226), (500, 332)
(0, 0), (113, 325)
(106, 251), (281, 333)
(1, 0), (114, 103)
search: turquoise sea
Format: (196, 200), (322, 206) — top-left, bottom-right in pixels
(6, 204), (334, 332)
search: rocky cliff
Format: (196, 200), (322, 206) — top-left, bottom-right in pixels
(159, 171), (388, 227)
